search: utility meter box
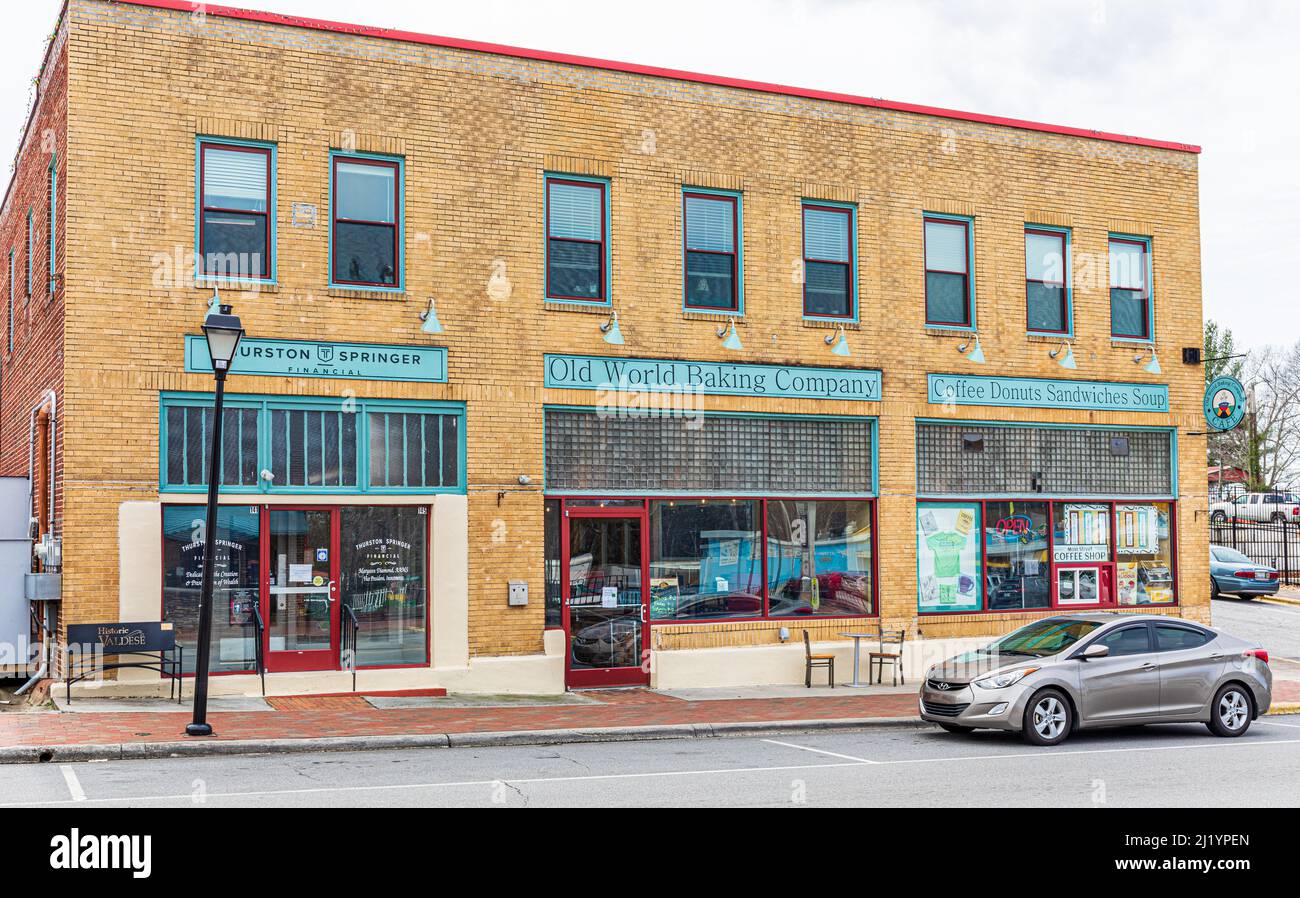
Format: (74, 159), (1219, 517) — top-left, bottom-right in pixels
(507, 580), (529, 606)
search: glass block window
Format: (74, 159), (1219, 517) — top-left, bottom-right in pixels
(161, 395), (464, 493)
(367, 411), (459, 489)
(164, 405), (260, 488)
(545, 410), (873, 494)
(917, 423), (1172, 497)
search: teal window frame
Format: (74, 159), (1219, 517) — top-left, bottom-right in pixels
(923, 212), (976, 331)
(328, 148), (405, 292)
(159, 392), (466, 495)
(801, 199), (858, 322)
(194, 135), (277, 286)
(1025, 224), (1072, 337)
(47, 154), (57, 294)
(543, 172), (611, 306)
(1108, 232), (1154, 342)
(682, 186), (744, 315)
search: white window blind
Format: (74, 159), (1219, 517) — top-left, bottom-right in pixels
(203, 147), (268, 213)
(804, 207), (850, 262)
(548, 181), (602, 241)
(1110, 240), (1146, 290)
(925, 220), (967, 273)
(1026, 232), (1064, 282)
(685, 195), (735, 252)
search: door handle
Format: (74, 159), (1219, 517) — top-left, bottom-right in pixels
(639, 604), (646, 623)
(1139, 662), (1157, 670)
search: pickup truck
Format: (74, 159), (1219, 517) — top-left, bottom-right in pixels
(1209, 491), (1300, 524)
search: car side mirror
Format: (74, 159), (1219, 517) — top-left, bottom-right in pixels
(1080, 644), (1109, 660)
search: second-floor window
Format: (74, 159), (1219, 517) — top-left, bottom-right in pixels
(198, 140), (273, 281)
(684, 191), (740, 312)
(802, 203), (854, 319)
(48, 156), (56, 294)
(1110, 236), (1151, 340)
(332, 154), (401, 289)
(545, 176), (607, 302)
(924, 216), (971, 327)
(1025, 228), (1068, 333)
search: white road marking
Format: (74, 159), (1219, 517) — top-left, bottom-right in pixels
(8, 735), (1300, 807)
(762, 738), (879, 763)
(1257, 719), (1300, 729)
(59, 764), (86, 802)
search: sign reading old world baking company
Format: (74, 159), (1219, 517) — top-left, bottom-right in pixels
(1203, 375), (1247, 432)
(185, 336), (447, 383)
(545, 354), (881, 401)
(928, 374), (1168, 412)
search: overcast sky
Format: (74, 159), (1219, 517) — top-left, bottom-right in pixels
(3, 0), (1294, 350)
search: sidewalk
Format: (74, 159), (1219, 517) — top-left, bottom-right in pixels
(3, 681), (1296, 764)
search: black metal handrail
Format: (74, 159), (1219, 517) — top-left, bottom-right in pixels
(341, 605), (359, 693)
(249, 605), (267, 696)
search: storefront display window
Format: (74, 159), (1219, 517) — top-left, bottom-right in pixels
(1114, 501), (1174, 605)
(767, 500), (874, 616)
(544, 499), (561, 627)
(162, 504), (261, 674)
(984, 501), (1050, 610)
(917, 503), (982, 612)
(918, 499), (1177, 613)
(339, 506), (428, 666)
(649, 500), (762, 619)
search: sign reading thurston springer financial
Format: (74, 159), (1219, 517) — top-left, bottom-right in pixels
(184, 336), (448, 382)
(544, 353), (882, 401)
(928, 373), (1169, 412)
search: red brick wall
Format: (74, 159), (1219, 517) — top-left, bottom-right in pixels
(0, 20), (67, 544)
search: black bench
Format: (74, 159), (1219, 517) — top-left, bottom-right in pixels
(64, 622), (184, 704)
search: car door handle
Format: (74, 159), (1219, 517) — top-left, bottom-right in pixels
(1139, 662), (1157, 670)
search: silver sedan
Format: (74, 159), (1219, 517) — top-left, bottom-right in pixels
(920, 613), (1272, 746)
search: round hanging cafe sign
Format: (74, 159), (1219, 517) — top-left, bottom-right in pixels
(1204, 375), (1247, 432)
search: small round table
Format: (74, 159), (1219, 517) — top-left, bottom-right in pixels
(838, 631), (877, 687)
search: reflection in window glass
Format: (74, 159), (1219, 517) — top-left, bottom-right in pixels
(984, 501), (1050, 610)
(340, 506), (428, 666)
(162, 505), (261, 674)
(544, 499), (561, 628)
(1115, 501), (1174, 605)
(766, 500), (873, 616)
(649, 500), (761, 619)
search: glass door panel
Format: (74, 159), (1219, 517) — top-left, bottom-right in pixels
(565, 514), (649, 687)
(267, 508), (339, 671)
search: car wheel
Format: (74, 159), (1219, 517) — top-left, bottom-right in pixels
(938, 723), (974, 734)
(1211, 511), (1226, 525)
(1210, 577), (1221, 599)
(1022, 689), (1072, 746)
(1206, 684), (1253, 737)
(1272, 513), (1287, 524)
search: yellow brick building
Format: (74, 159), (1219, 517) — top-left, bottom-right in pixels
(1, 0), (1206, 695)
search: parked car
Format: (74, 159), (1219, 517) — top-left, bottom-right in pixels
(1210, 545), (1280, 599)
(1209, 491), (1300, 524)
(920, 614), (1271, 746)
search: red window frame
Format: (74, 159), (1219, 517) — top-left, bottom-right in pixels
(198, 141), (272, 280)
(545, 176), (606, 302)
(547, 495), (879, 626)
(683, 192), (740, 313)
(1109, 236), (1150, 339)
(332, 155), (401, 288)
(1024, 227), (1068, 334)
(917, 498), (1179, 615)
(923, 216), (971, 327)
(802, 203), (854, 319)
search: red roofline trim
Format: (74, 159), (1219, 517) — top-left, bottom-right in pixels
(110, 0), (1200, 154)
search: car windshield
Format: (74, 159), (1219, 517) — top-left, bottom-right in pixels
(982, 618), (1102, 657)
(1213, 546), (1252, 563)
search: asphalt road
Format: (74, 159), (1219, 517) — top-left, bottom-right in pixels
(1211, 595), (1300, 666)
(3, 717), (1300, 808)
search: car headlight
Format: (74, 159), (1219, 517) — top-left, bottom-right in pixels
(973, 667), (1040, 690)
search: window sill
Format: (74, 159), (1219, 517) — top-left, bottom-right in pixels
(924, 324), (977, 336)
(1027, 330), (1073, 341)
(683, 308), (742, 321)
(802, 317), (860, 330)
(327, 285), (406, 301)
(545, 299), (612, 314)
(1111, 336), (1155, 346)
(196, 279), (279, 294)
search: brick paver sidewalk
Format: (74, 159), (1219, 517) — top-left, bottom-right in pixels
(0, 689), (920, 749)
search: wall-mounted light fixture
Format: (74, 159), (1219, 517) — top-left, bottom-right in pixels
(956, 334), (985, 364)
(1133, 344), (1161, 374)
(1049, 340), (1077, 370)
(419, 297), (444, 334)
(599, 310), (624, 345)
(824, 324), (851, 357)
(716, 318), (743, 351)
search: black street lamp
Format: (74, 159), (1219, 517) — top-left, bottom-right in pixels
(186, 302), (245, 737)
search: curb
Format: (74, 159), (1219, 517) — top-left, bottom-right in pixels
(1267, 703), (1300, 716)
(1264, 594), (1300, 608)
(0, 716), (927, 764)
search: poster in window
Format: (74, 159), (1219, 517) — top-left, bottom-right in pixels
(1055, 503), (1111, 562)
(1116, 561), (1139, 605)
(918, 504), (981, 613)
(649, 577), (680, 619)
(1115, 504), (1159, 555)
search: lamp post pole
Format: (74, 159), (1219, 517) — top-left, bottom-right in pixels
(187, 302), (245, 737)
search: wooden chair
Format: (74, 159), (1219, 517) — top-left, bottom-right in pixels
(869, 627), (906, 686)
(803, 630), (834, 688)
